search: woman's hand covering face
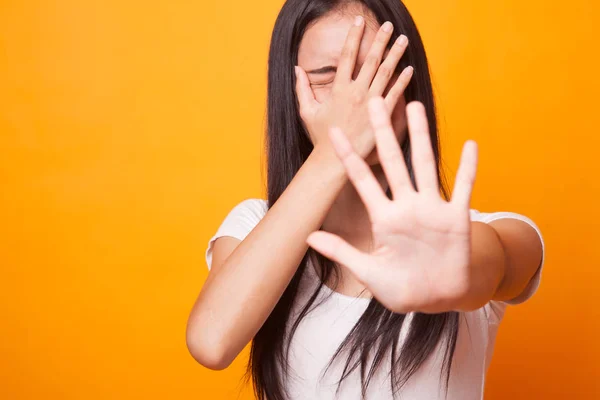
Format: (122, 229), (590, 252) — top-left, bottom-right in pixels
(295, 15), (413, 160)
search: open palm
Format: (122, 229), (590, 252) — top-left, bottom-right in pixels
(306, 97), (478, 314)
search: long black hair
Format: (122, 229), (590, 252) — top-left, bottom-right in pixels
(248, 1), (459, 399)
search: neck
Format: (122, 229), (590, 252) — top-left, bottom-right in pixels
(321, 163), (390, 240)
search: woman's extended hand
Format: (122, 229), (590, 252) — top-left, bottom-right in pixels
(306, 97), (479, 314)
(295, 16), (413, 159)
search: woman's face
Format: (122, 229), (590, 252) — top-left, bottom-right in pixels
(297, 8), (409, 166)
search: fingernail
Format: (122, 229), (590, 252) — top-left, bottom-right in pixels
(382, 22), (393, 32)
(294, 66), (299, 77)
(396, 35), (408, 46)
(405, 66), (414, 75)
(354, 15), (363, 26)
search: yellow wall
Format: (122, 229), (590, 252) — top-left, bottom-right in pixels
(1, 0), (597, 398)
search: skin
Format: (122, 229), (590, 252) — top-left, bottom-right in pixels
(297, 6), (409, 164)
(298, 6), (543, 309)
(186, 5), (544, 370)
(296, 5), (411, 297)
(299, 8), (543, 310)
(307, 97), (544, 312)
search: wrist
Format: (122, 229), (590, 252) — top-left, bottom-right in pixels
(309, 145), (347, 180)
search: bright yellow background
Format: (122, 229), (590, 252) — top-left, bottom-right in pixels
(1, 0), (598, 398)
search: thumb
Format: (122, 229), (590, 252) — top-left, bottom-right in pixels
(294, 66), (318, 114)
(306, 230), (372, 284)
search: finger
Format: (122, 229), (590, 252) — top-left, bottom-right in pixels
(328, 126), (389, 218)
(354, 21), (394, 88)
(450, 140), (478, 209)
(295, 66), (319, 114)
(369, 34), (408, 95)
(368, 97), (413, 198)
(406, 101), (440, 195)
(384, 66), (414, 111)
(306, 230), (372, 283)
(334, 15), (366, 84)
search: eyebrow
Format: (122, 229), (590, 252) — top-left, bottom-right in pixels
(306, 65), (337, 74)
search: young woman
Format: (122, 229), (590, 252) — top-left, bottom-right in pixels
(187, 0), (545, 399)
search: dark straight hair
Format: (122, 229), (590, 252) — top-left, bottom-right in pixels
(248, 1), (459, 399)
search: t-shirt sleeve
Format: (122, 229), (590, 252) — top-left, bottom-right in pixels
(205, 198), (268, 271)
(470, 209), (545, 306)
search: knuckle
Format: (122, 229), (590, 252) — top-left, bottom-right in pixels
(364, 55), (380, 69)
(413, 150), (434, 166)
(349, 89), (366, 105)
(377, 65), (393, 81)
(386, 89), (399, 104)
(351, 158), (370, 179)
(393, 75), (409, 91)
(388, 47), (404, 63)
(341, 46), (357, 62)
(388, 83), (401, 97)
(379, 152), (401, 165)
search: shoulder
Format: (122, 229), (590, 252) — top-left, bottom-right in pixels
(469, 208), (539, 229)
(469, 208), (544, 256)
(225, 198), (269, 221)
(469, 208), (543, 240)
(469, 207), (545, 319)
(204, 198), (268, 270)
(214, 198), (269, 235)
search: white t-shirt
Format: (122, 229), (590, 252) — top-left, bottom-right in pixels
(205, 199), (545, 400)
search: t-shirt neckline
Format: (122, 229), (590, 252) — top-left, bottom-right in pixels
(306, 259), (372, 304)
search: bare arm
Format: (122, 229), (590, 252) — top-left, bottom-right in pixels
(302, 97), (545, 315)
(451, 218), (543, 311)
(186, 148), (346, 369)
(489, 218), (544, 303)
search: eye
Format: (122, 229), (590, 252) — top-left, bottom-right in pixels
(310, 80), (334, 88)
(305, 65), (337, 87)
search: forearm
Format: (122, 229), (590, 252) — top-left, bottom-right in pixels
(190, 147), (348, 367)
(453, 221), (506, 312)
